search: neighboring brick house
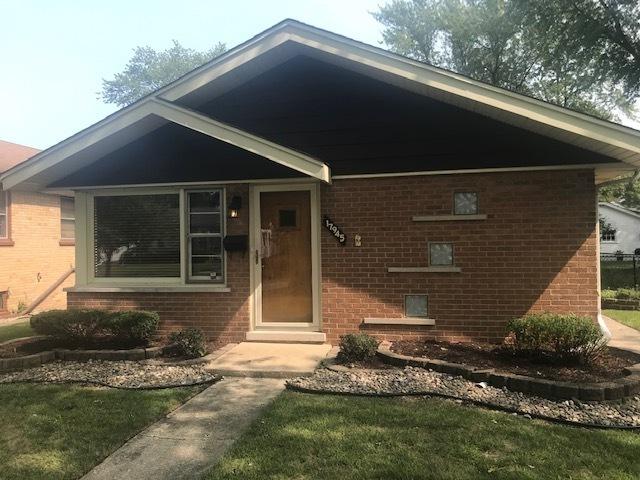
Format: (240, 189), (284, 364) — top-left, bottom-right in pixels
(0, 140), (75, 317)
(2, 20), (639, 344)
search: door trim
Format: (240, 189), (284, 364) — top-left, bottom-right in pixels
(250, 183), (321, 331)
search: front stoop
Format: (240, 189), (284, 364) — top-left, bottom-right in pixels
(245, 330), (326, 343)
(204, 341), (332, 378)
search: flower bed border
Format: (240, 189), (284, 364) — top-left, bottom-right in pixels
(376, 345), (640, 402)
(0, 341), (175, 373)
(602, 298), (640, 310)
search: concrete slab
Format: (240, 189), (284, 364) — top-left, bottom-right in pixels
(604, 315), (640, 355)
(204, 341), (332, 378)
(82, 377), (285, 480)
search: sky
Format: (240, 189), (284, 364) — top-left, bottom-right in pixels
(0, 0), (383, 149)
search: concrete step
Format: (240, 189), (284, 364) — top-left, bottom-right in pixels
(245, 330), (326, 343)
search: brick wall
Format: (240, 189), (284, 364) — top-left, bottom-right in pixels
(0, 191), (75, 315)
(67, 170), (598, 345)
(68, 185), (250, 344)
(320, 169), (598, 343)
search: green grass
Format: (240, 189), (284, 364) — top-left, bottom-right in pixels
(0, 320), (35, 342)
(604, 309), (640, 332)
(0, 383), (202, 480)
(205, 392), (640, 480)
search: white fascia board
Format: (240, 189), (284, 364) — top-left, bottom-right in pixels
(151, 99), (330, 183)
(0, 99), (158, 190)
(598, 202), (640, 219)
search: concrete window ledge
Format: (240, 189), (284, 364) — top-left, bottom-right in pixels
(412, 214), (487, 221)
(364, 317), (435, 326)
(65, 286), (231, 293)
(387, 266), (462, 273)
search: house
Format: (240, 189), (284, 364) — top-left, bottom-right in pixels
(2, 20), (639, 344)
(598, 202), (640, 255)
(0, 140), (75, 317)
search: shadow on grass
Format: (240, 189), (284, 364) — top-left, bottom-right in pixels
(0, 383), (202, 480)
(205, 392), (640, 480)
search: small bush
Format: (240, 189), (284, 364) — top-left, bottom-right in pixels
(30, 309), (110, 341)
(339, 333), (380, 362)
(600, 289), (616, 299)
(507, 313), (605, 364)
(609, 288), (640, 300)
(30, 309), (159, 345)
(106, 311), (159, 344)
(169, 328), (207, 358)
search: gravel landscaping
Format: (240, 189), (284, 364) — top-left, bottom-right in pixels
(288, 366), (640, 428)
(0, 360), (219, 389)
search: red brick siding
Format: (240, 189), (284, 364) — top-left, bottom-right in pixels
(68, 170), (598, 345)
(321, 170), (598, 344)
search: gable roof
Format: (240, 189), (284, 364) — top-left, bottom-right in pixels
(0, 140), (40, 174)
(599, 202), (640, 220)
(2, 19), (640, 191)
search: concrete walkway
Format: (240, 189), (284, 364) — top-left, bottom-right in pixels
(603, 315), (640, 354)
(203, 342), (332, 378)
(82, 377), (285, 480)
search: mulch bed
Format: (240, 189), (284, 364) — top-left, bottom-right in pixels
(0, 336), (165, 359)
(390, 340), (640, 383)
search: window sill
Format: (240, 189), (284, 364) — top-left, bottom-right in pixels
(387, 266), (461, 273)
(65, 285), (231, 293)
(59, 239), (75, 246)
(412, 214), (487, 221)
(0, 239), (14, 246)
(364, 317), (435, 326)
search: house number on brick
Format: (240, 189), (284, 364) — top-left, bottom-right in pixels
(323, 216), (346, 245)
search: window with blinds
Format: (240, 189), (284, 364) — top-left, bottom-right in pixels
(94, 194), (181, 278)
(60, 196), (75, 240)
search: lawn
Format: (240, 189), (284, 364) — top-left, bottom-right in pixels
(604, 309), (640, 332)
(0, 320), (35, 343)
(0, 383), (202, 480)
(205, 392), (640, 480)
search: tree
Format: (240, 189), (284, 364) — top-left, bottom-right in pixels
(373, 0), (639, 119)
(100, 40), (226, 107)
(599, 177), (640, 209)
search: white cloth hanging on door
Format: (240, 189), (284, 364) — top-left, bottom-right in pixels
(261, 228), (273, 258)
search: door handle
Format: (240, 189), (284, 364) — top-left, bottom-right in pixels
(255, 249), (260, 266)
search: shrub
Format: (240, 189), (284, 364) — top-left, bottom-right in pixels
(106, 311), (159, 344)
(339, 333), (380, 362)
(600, 289), (616, 299)
(30, 309), (159, 345)
(169, 328), (207, 358)
(30, 309), (110, 341)
(507, 313), (605, 364)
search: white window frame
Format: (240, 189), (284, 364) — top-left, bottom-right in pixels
(0, 191), (8, 239)
(60, 196), (76, 240)
(186, 188), (226, 283)
(601, 230), (617, 242)
(83, 186), (227, 288)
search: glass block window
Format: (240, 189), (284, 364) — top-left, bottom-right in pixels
(454, 192), (478, 215)
(187, 190), (224, 282)
(429, 243), (454, 266)
(405, 295), (428, 318)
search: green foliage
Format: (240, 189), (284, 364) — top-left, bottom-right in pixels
(601, 288), (640, 300)
(30, 309), (159, 345)
(105, 310), (159, 344)
(599, 178), (640, 209)
(169, 328), (207, 358)
(339, 333), (380, 362)
(373, 0), (640, 119)
(101, 40), (226, 106)
(507, 313), (605, 364)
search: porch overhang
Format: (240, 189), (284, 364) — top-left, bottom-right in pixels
(0, 98), (330, 191)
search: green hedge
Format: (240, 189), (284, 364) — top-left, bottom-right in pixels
(507, 313), (605, 364)
(30, 309), (159, 345)
(169, 328), (207, 358)
(339, 333), (379, 362)
(601, 288), (640, 300)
